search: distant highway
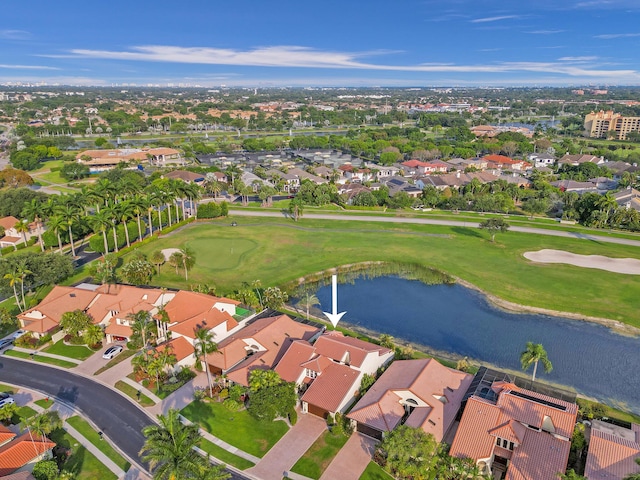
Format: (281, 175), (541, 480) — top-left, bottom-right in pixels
(228, 210), (640, 247)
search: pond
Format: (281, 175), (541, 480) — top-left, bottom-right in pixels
(315, 276), (640, 413)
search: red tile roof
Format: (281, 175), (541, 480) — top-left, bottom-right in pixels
(0, 433), (55, 477)
(506, 428), (571, 480)
(484, 154), (520, 165)
(450, 396), (502, 460)
(301, 363), (360, 412)
(584, 421), (640, 479)
(168, 308), (238, 340)
(0, 217), (19, 230)
(0, 426), (15, 447)
(273, 340), (316, 383)
(312, 332), (391, 368)
(156, 336), (194, 363)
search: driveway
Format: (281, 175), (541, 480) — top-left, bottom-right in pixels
(73, 342), (124, 376)
(320, 433), (377, 480)
(247, 412), (327, 480)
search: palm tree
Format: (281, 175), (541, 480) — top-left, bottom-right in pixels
(297, 291), (319, 320)
(139, 409), (204, 480)
(103, 202), (120, 253)
(83, 324), (104, 347)
(129, 310), (155, 354)
(89, 210), (113, 254)
(4, 272), (23, 311)
(16, 263), (32, 311)
(185, 183), (201, 219)
(194, 328), (218, 398)
(93, 178), (117, 208)
(520, 342), (553, 381)
(46, 215), (66, 253)
(13, 220), (30, 247)
(173, 181), (190, 221)
(118, 200), (135, 248)
(179, 248), (195, 281)
(22, 199), (46, 252)
(27, 411), (62, 448)
(150, 251), (166, 275)
(130, 194), (147, 241)
(54, 204), (80, 257)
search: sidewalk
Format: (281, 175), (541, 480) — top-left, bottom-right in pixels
(11, 346), (82, 365)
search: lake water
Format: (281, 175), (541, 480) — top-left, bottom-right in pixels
(315, 276), (640, 413)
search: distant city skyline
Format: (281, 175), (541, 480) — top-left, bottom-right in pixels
(1, 0), (640, 86)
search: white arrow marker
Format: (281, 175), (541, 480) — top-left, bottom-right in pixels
(323, 274), (346, 328)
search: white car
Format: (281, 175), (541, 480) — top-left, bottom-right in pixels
(0, 392), (14, 408)
(12, 330), (25, 340)
(102, 345), (123, 360)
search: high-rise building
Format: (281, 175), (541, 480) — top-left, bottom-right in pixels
(584, 110), (640, 140)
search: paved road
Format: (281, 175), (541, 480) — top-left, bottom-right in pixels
(0, 357), (253, 480)
(229, 210), (640, 247)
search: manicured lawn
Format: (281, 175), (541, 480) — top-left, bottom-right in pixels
(123, 217), (640, 328)
(4, 349), (78, 368)
(12, 405), (37, 425)
(44, 340), (94, 360)
(49, 428), (117, 480)
(0, 384), (15, 394)
(114, 381), (155, 407)
(359, 461), (392, 480)
(67, 416), (131, 472)
(199, 438), (255, 470)
(34, 398), (54, 409)
(94, 349), (136, 376)
(291, 431), (350, 479)
(181, 400), (288, 458)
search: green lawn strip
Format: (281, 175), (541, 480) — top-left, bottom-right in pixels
(49, 428), (118, 480)
(122, 218), (640, 327)
(93, 349), (136, 376)
(359, 461), (393, 480)
(577, 398), (640, 424)
(34, 398), (54, 409)
(199, 438), (255, 470)
(114, 380), (155, 407)
(44, 340), (94, 360)
(13, 405), (37, 425)
(291, 431), (349, 479)
(0, 384), (15, 394)
(66, 416), (131, 472)
(4, 349), (77, 368)
(181, 401), (288, 458)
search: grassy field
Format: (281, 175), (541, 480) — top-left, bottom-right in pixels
(359, 461), (392, 480)
(44, 340), (94, 360)
(123, 217), (640, 327)
(50, 428), (117, 480)
(67, 416), (131, 472)
(199, 438), (255, 470)
(4, 349), (78, 368)
(180, 400), (288, 458)
(291, 431), (350, 479)
(114, 381), (155, 407)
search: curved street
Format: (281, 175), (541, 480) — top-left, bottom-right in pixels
(229, 210), (640, 247)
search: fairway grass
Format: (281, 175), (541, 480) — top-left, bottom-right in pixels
(124, 217), (640, 328)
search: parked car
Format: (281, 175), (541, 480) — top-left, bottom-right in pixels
(0, 392), (14, 408)
(12, 330), (25, 340)
(0, 338), (13, 350)
(102, 345), (123, 360)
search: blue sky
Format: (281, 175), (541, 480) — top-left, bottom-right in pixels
(1, 0), (640, 86)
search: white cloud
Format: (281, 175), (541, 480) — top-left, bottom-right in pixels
(64, 44), (639, 80)
(0, 30), (31, 40)
(594, 32), (640, 39)
(557, 56), (599, 61)
(0, 64), (59, 70)
(470, 15), (522, 23)
(527, 30), (565, 34)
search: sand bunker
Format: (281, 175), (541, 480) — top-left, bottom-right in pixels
(524, 249), (640, 275)
(161, 248), (181, 261)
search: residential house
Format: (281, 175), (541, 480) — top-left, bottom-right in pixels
(416, 171), (500, 191)
(0, 216), (38, 249)
(265, 169), (300, 193)
(286, 167), (328, 185)
(528, 153), (556, 168)
(275, 331), (393, 418)
(154, 336), (196, 371)
(364, 163), (399, 181)
(207, 314), (322, 386)
(551, 179), (598, 194)
(604, 161), (640, 178)
(584, 420), (640, 480)
(337, 183), (373, 205)
(347, 359), (473, 441)
(385, 177), (423, 198)
(450, 381), (578, 480)
(0, 425), (55, 478)
(401, 160), (449, 175)
(446, 158), (488, 171)
(338, 165), (373, 183)
(240, 172), (274, 192)
(557, 154), (605, 167)
(483, 155), (530, 172)
(77, 147), (182, 172)
(614, 187), (640, 212)
(164, 170), (205, 185)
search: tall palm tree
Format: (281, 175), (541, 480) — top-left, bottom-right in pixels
(54, 204), (80, 257)
(27, 411), (62, 448)
(179, 248), (195, 281)
(4, 272), (23, 311)
(139, 409), (204, 480)
(129, 310), (155, 354)
(297, 291), (319, 320)
(118, 200), (135, 248)
(94, 178), (117, 208)
(103, 202), (120, 253)
(129, 194), (147, 241)
(16, 263), (32, 311)
(193, 327), (218, 398)
(89, 210), (113, 255)
(13, 220), (30, 247)
(46, 215), (66, 253)
(22, 199), (46, 252)
(185, 183), (201, 219)
(173, 181), (190, 221)
(520, 342), (553, 381)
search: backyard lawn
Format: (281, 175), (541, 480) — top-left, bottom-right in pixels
(180, 400), (288, 458)
(291, 430), (350, 479)
(359, 461), (393, 480)
(49, 428), (117, 480)
(123, 217), (640, 327)
(44, 340), (94, 360)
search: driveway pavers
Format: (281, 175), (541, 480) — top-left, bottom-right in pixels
(247, 412), (327, 480)
(320, 433), (377, 480)
(73, 342), (124, 376)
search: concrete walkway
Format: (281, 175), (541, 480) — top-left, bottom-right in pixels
(119, 376), (162, 404)
(248, 412), (327, 480)
(11, 346), (83, 364)
(320, 433), (377, 480)
(95, 355), (134, 386)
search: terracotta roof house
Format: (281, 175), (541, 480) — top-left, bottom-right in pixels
(155, 336), (195, 370)
(347, 359), (472, 441)
(551, 179), (598, 194)
(483, 155), (530, 171)
(584, 420), (640, 480)
(557, 154), (605, 166)
(207, 314), (322, 386)
(614, 187), (640, 212)
(0, 430), (55, 478)
(76, 147), (182, 172)
(338, 164), (373, 183)
(450, 381), (578, 480)
(275, 332), (393, 419)
(164, 170), (205, 184)
(0, 217), (39, 249)
(401, 160), (449, 175)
